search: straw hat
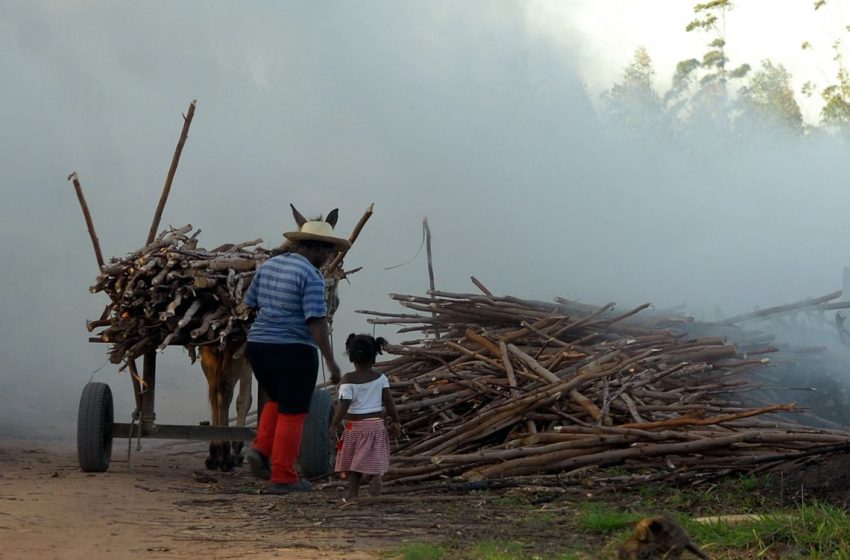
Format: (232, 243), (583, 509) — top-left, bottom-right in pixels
(283, 205), (351, 250)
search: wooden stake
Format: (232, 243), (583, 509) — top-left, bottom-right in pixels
(471, 276), (494, 297)
(423, 217), (438, 339)
(721, 291), (841, 325)
(325, 203), (374, 272)
(67, 171), (105, 269)
(146, 100), (197, 245)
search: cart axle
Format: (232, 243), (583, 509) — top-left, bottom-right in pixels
(112, 423), (256, 441)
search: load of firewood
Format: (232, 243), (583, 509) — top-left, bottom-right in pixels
(70, 101), (374, 370)
(87, 203), (373, 367)
(359, 282), (850, 486)
(87, 224), (269, 365)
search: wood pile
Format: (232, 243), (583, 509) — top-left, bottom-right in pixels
(88, 203), (374, 368)
(87, 225), (268, 365)
(359, 282), (850, 486)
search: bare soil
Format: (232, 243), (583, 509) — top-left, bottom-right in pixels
(5, 435), (850, 560)
(763, 448), (850, 509)
(0, 437), (592, 559)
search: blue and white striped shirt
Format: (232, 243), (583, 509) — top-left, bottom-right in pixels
(244, 253), (327, 346)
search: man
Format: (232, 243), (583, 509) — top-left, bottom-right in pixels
(244, 205), (350, 493)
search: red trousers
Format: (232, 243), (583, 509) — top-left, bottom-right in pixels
(254, 401), (306, 484)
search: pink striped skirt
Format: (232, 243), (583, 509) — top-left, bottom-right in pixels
(334, 418), (390, 476)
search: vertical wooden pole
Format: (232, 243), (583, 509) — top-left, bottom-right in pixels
(140, 351), (157, 430)
(146, 100), (197, 244)
(423, 217), (439, 340)
(67, 171), (105, 270)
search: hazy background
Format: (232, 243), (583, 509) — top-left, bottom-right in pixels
(2, 1), (850, 441)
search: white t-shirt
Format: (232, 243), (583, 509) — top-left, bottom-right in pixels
(338, 374), (390, 414)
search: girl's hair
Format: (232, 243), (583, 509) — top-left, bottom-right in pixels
(345, 333), (388, 365)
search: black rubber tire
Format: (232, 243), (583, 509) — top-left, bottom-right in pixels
(298, 388), (334, 478)
(77, 382), (114, 473)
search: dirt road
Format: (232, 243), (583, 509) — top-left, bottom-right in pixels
(0, 437), (396, 559)
(0, 437), (583, 559)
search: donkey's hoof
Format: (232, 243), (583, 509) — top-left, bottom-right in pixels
(205, 457), (220, 471)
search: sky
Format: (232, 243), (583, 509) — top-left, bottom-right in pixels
(2, 1), (850, 441)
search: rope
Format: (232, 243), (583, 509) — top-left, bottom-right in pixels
(384, 222), (426, 270)
(87, 360), (111, 383)
(127, 409), (142, 464)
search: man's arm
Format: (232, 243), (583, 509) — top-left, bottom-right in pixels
(307, 317), (341, 383)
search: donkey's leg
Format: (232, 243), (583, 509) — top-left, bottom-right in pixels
(217, 378), (237, 472)
(206, 441), (221, 471)
(204, 367), (222, 471)
(232, 357), (253, 465)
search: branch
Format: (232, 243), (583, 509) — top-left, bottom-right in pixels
(146, 100), (197, 244)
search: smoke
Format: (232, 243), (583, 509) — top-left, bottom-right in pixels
(2, 2), (849, 441)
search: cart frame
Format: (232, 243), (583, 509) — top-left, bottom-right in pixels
(77, 347), (335, 477)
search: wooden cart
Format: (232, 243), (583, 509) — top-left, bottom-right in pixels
(69, 101), (365, 481)
(76, 347), (336, 478)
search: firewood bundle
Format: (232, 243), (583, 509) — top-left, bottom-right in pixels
(88, 225), (269, 365)
(359, 283), (850, 485)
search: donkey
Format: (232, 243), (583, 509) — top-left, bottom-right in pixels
(199, 345), (253, 471)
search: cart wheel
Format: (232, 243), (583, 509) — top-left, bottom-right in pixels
(299, 388), (334, 478)
(77, 382), (114, 473)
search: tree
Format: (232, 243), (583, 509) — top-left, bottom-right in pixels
(802, 1), (850, 134)
(601, 47), (669, 137)
(665, 1), (751, 135)
(819, 43), (850, 132)
(737, 60), (803, 136)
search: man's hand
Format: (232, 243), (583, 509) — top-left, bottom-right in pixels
(388, 420), (401, 438)
(329, 426), (339, 446)
(327, 360), (341, 384)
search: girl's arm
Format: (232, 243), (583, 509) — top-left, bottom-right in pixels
(330, 399), (351, 441)
(382, 388), (401, 436)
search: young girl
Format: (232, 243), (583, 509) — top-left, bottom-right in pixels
(330, 333), (401, 500)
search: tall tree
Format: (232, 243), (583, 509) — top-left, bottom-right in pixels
(802, 0), (850, 134)
(666, 1), (751, 136)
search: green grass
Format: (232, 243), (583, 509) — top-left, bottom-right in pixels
(690, 502), (850, 558)
(388, 501), (850, 560)
(574, 502), (642, 534)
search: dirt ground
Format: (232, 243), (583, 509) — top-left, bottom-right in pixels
(0, 436), (593, 560)
(764, 448), (850, 509)
(5, 435), (850, 560)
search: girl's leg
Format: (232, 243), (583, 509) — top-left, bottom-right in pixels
(369, 475), (383, 496)
(345, 472), (362, 500)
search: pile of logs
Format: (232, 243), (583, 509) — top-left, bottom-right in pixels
(88, 225), (269, 365)
(88, 203), (374, 368)
(359, 281), (850, 485)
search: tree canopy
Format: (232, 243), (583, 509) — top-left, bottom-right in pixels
(600, 1), (847, 143)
